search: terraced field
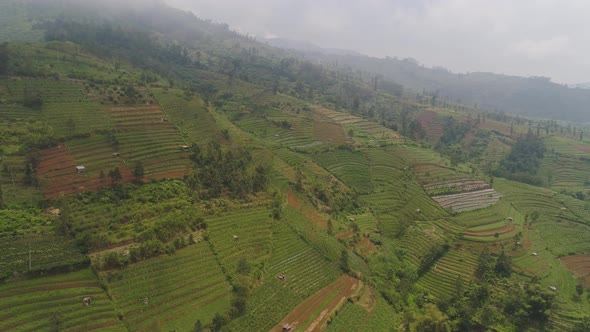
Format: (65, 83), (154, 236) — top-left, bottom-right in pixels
(106, 243), (230, 331)
(561, 255), (590, 288)
(225, 221), (340, 331)
(151, 88), (219, 144)
(418, 109), (445, 142)
(106, 104), (192, 178)
(313, 149), (372, 194)
(206, 207), (274, 274)
(453, 200), (523, 242)
(432, 188), (502, 212)
(235, 113), (320, 150)
(325, 292), (397, 332)
(313, 107), (400, 142)
(3, 79), (112, 136)
(539, 154), (590, 191)
(0, 269), (124, 332)
(417, 249), (478, 300)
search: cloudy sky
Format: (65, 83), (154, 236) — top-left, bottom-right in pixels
(165, 0), (589, 84)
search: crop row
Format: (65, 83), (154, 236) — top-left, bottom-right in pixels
(107, 242), (230, 331)
(0, 269), (124, 332)
(432, 189), (502, 212)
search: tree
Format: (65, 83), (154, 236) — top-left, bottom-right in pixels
(339, 249), (350, 273)
(133, 161), (144, 179)
(193, 320), (204, 332)
(109, 167), (122, 185)
(494, 251), (512, 277)
(211, 313), (226, 332)
(573, 316), (590, 332)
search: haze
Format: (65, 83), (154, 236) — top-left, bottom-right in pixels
(165, 0), (590, 84)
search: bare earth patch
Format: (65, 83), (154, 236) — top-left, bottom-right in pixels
(560, 255), (590, 288)
(271, 275), (361, 332)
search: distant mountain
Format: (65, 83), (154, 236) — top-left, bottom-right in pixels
(265, 37), (364, 57)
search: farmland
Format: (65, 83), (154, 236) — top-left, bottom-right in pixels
(0, 269), (124, 332)
(104, 242), (231, 331)
(2, 4), (590, 331)
(270, 275), (361, 332)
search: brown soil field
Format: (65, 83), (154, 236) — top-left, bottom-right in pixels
(38, 145), (136, 198)
(271, 275), (361, 332)
(464, 224), (515, 237)
(575, 145), (590, 153)
(313, 120), (347, 145)
(287, 191), (328, 229)
(560, 255), (590, 287)
(418, 110), (444, 142)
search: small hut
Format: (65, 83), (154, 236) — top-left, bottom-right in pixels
(233, 235), (239, 240)
(277, 274), (286, 281)
(76, 166), (86, 173)
(112, 152), (121, 157)
(282, 323), (293, 332)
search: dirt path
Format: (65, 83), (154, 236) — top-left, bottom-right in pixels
(270, 275), (360, 332)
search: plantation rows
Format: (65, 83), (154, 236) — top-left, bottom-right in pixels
(418, 110), (445, 142)
(314, 107), (396, 140)
(5, 79), (112, 136)
(413, 163), (476, 188)
(236, 115), (318, 150)
(398, 224), (448, 268)
(432, 189), (502, 212)
(0, 269), (124, 332)
(539, 154), (590, 191)
(325, 291), (397, 332)
(417, 249), (478, 300)
(151, 88), (219, 144)
(206, 207), (274, 274)
(313, 149), (372, 194)
(0, 234), (88, 275)
(225, 221), (339, 331)
(107, 243), (230, 331)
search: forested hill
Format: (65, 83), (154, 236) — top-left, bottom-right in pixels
(277, 44), (590, 123)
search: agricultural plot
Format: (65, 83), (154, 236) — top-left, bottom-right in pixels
(106, 104), (192, 178)
(0, 269), (124, 332)
(453, 200), (523, 242)
(326, 289), (398, 332)
(206, 207), (273, 274)
(151, 88), (219, 144)
(432, 189), (502, 212)
(398, 223), (449, 268)
(545, 136), (590, 157)
(225, 221), (340, 331)
(270, 275), (361, 332)
(235, 112), (320, 150)
(561, 255), (590, 288)
(417, 249), (478, 300)
(418, 109), (445, 142)
(413, 163), (487, 195)
(36, 144), (133, 198)
(313, 107), (400, 142)
(539, 154), (590, 191)
(313, 149), (372, 194)
(106, 243), (230, 331)
(3, 79), (112, 136)
(0, 234), (88, 276)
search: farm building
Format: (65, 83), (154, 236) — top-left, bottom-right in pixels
(112, 152), (120, 157)
(76, 166), (86, 173)
(282, 323), (293, 332)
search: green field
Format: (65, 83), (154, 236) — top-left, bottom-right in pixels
(0, 269), (124, 331)
(105, 242), (231, 331)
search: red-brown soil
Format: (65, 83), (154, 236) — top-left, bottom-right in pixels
(271, 275), (361, 332)
(560, 255), (590, 288)
(287, 191), (328, 229)
(313, 120), (347, 145)
(575, 145), (590, 153)
(418, 110), (444, 142)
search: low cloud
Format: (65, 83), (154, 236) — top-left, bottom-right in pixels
(165, 0), (590, 83)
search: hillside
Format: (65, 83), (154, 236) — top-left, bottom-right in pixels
(0, 1), (590, 332)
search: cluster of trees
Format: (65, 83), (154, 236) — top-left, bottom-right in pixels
(494, 133), (545, 185)
(187, 142), (269, 199)
(435, 116), (472, 166)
